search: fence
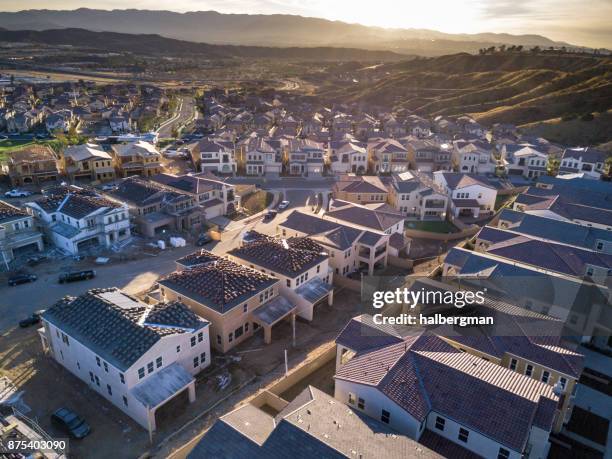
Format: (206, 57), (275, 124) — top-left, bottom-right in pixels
(404, 225), (479, 241)
(333, 274), (361, 292)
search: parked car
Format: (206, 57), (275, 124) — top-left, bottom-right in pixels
(19, 310), (44, 328)
(278, 200), (290, 210)
(196, 233), (212, 246)
(27, 254), (47, 266)
(4, 189), (33, 198)
(59, 270), (96, 284)
(51, 408), (91, 439)
(8, 273), (37, 286)
(263, 210), (277, 222)
(101, 183), (117, 191)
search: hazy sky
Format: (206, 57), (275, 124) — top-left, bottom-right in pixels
(1, 0), (611, 48)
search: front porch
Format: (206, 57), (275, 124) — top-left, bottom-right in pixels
(252, 295), (297, 345)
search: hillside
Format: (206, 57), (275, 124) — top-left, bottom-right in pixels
(0, 9), (584, 56)
(0, 28), (403, 61)
(319, 53), (612, 143)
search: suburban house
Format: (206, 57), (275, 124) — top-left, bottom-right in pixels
(60, 143), (115, 183)
(473, 226), (612, 285)
(558, 147), (608, 179)
(187, 385), (443, 458)
(501, 144), (549, 178)
(433, 172), (497, 219)
(242, 136), (283, 176)
(111, 141), (162, 178)
(4, 145), (59, 186)
(387, 172), (448, 220)
(40, 288), (210, 432)
(0, 200), (44, 265)
(285, 138), (325, 177)
(452, 140), (497, 174)
(496, 208), (612, 254)
(26, 186), (130, 254)
(332, 174), (388, 205)
(367, 138), (409, 174)
(45, 109), (76, 133)
(108, 176), (204, 237)
(158, 253), (284, 353)
(328, 140), (368, 174)
(334, 315), (562, 459)
(151, 173), (238, 217)
(512, 179), (612, 230)
(325, 199), (405, 235)
(228, 233), (333, 322)
(278, 211), (391, 276)
(188, 138), (237, 175)
(404, 139), (453, 173)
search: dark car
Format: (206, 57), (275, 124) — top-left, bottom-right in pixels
(8, 274), (37, 286)
(19, 311), (44, 328)
(51, 408), (91, 439)
(59, 270), (95, 284)
(263, 210), (277, 222)
(196, 234), (212, 246)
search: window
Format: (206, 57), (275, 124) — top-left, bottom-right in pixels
(286, 279), (291, 287)
(107, 384), (112, 396)
(357, 397), (365, 410)
(147, 362), (154, 374)
(176, 345), (181, 353)
(235, 326), (244, 339)
(94, 375), (100, 386)
(525, 365), (533, 377)
(103, 362), (108, 373)
(193, 357), (199, 368)
(77, 361), (80, 370)
(96, 356), (101, 367)
(120, 373), (125, 384)
(229, 332), (233, 343)
(435, 416), (445, 431)
(381, 409), (391, 424)
(509, 358), (517, 371)
(89, 371), (95, 383)
(123, 396), (128, 407)
(198, 332), (203, 343)
(243, 304), (248, 313)
(217, 335), (221, 345)
(191, 336), (196, 347)
(559, 377), (567, 391)
(541, 371), (550, 384)
(156, 357), (163, 368)
(586, 267), (594, 277)
(498, 447), (510, 459)
(200, 352), (206, 364)
(138, 367), (145, 379)
(458, 428), (469, 443)
(596, 242), (604, 250)
(317, 266), (320, 273)
(348, 393), (355, 405)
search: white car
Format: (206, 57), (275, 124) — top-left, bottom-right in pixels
(101, 184), (117, 191)
(4, 189), (33, 198)
(278, 200), (290, 210)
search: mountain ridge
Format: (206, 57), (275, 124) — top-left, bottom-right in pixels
(0, 8), (590, 56)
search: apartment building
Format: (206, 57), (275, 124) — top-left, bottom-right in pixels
(158, 253), (283, 352)
(4, 145), (59, 186)
(61, 143), (115, 183)
(26, 186), (130, 254)
(0, 200), (44, 264)
(387, 172), (448, 220)
(40, 288), (210, 432)
(433, 172), (497, 219)
(334, 315), (561, 459)
(111, 141), (162, 178)
(228, 233), (333, 322)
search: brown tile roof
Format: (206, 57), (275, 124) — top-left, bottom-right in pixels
(229, 234), (327, 277)
(159, 258), (278, 313)
(176, 249), (221, 268)
(8, 144), (57, 163)
(0, 200), (28, 223)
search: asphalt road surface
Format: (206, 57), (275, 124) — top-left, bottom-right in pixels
(157, 97), (196, 138)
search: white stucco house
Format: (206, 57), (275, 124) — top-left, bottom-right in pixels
(433, 172), (497, 219)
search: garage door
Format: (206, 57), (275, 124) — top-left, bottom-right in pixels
(12, 242), (40, 257)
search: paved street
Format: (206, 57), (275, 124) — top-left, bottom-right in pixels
(157, 97), (196, 138)
(0, 245), (196, 332)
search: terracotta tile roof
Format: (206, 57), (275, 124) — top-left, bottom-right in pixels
(176, 249), (221, 268)
(229, 233), (328, 277)
(0, 200), (28, 223)
(159, 258), (278, 313)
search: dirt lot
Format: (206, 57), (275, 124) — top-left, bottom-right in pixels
(0, 287), (365, 459)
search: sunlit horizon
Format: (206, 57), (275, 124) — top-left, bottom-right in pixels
(0, 0), (610, 48)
